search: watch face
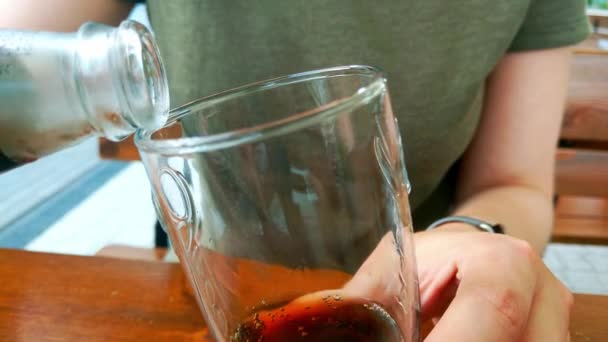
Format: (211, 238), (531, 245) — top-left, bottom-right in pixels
(473, 219), (503, 234)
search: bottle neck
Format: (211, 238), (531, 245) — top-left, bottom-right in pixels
(73, 21), (169, 141)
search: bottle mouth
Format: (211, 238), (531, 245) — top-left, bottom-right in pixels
(113, 20), (169, 132)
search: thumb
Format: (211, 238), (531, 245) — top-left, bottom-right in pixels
(418, 260), (459, 321)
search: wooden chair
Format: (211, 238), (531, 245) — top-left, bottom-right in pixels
(553, 37), (608, 244)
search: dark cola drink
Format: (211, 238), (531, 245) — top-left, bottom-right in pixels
(231, 293), (403, 342)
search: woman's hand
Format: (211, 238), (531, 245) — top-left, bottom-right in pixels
(344, 225), (572, 341)
(416, 226), (573, 341)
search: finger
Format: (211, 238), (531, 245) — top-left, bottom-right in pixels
(343, 232), (402, 299)
(425, 286), (525, 342)
(425, 243), (537, 342)
(419, 266), (459, 322)
(519, 268), (572, 342)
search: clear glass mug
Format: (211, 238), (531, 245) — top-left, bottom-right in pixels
(136, 66), (420, 341)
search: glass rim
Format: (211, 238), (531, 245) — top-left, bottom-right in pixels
(135, 65), (386, 155)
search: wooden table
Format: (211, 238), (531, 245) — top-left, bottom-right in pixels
(1, 249), (606, 341)
(0, 249), (207, 342)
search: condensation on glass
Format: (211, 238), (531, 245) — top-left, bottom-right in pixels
(0, 20), (169, 172)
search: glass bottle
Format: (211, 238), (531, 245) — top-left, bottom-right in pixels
(0, 20), (169, 173)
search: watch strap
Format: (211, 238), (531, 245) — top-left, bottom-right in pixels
(427, 216), (504, 234)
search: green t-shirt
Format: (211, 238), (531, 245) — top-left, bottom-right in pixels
(146, 0), (589, 228)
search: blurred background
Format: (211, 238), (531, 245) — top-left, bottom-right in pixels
(589, 0), (608, 9)
(0, 3), (607, 296)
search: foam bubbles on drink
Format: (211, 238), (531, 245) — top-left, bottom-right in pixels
(231, 291), (403, 342)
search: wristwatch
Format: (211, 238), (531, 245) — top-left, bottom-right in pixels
(427, 216), (504, 234)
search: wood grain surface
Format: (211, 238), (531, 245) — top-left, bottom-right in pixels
(563, 52), (608, 143)
(556, 148), (608, 198)
(0, 249), (208, 342)
(553, 195), (608, 245)
(0, 249), (607, 341)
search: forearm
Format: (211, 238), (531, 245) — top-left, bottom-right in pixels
(451, 185), (554, 254)
(444, 49), (572, 255)
(0, 0), (133, 31)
